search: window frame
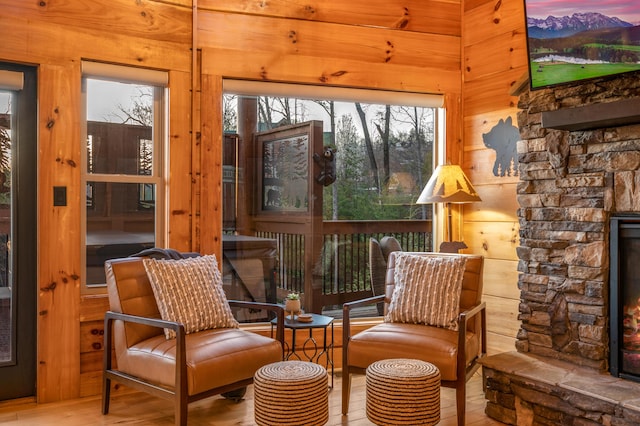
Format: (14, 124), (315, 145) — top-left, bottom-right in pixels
(221, 81), (446, 313)
(80, 63), (167, 292)
(222, 80), (445, 229)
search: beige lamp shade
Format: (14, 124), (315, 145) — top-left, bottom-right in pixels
(417, 164), (481, 204)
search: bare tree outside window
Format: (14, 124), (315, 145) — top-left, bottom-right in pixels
(109, 87), (153, 127)
(84, 78), (162, 287)
(0, 97), (12, 205)
(223, 94), (435, 222)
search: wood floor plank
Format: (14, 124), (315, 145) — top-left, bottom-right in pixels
(0, 371), (504, 425)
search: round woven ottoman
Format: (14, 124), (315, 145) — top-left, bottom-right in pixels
(366, 358), (441, 425)
(254, 360), (328, 426)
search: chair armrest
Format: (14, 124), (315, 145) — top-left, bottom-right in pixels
(228, 299), (283, 313)
(104, 310), (184, 331)
(103, 310), (187, 394)
(227, 300), (285, 348)
(343, 295), (385, 345)
(343, 294), (386, 312)
(342, 294), (386, 373)
(456, 302), (487, 377)
(459, 301), (486, 324)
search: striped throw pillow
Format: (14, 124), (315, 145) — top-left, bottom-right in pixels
(143, 255), (239, 339)
(385, 253), (467, 330)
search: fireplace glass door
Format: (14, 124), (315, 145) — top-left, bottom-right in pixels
(610, 217), (640, 381)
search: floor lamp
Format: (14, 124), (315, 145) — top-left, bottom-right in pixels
(416, 164), (481, 253)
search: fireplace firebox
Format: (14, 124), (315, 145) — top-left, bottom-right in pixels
(610, 216), (640, 382)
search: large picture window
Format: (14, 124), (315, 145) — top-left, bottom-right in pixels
(81, 63), (166, 288)
(221, 81), (442, 317)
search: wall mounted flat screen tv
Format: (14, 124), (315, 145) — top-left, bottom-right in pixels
(524, 0), (640, 90)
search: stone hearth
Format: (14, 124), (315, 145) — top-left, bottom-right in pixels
(481, 73), (640, 424)
(482, 352), (640, 425)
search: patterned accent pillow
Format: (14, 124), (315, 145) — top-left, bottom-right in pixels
(143, 255), (239, 339)
(385, 253), (467, 330)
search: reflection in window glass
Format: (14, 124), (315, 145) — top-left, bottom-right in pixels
(0, 91), (11, 363)
(86, 80), (154, 176)
(221, 92), (436, 319)
(85, 182), (156, 285)
(84, 78), (162, 287)
(224, 96), (435, 222)
(138, 138), (153, 175)
(0, 93), (11, 208)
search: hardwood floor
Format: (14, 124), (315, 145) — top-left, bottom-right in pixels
(0, 371), (503, 425)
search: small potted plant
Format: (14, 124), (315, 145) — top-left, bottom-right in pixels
(285, 292), (301, 319)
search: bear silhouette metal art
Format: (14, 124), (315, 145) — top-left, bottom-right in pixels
(265, 188), (281, 206)
(313, 146), (337, 186)
(439, 241), (468, 254)
(482, 116), (519, 177)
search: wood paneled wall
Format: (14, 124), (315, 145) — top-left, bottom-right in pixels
(0, 0), (193, 402)
(0, 0), (529, 403)
(462, 0), (529, 354)
(196, 0), (464, 255)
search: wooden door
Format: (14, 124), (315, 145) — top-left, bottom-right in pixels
(252, 121), (324, 313)
(0, 64), (37, 401)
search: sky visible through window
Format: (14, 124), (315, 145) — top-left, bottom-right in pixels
(224, 94), (436, 221)
(87, 80), (150, 123)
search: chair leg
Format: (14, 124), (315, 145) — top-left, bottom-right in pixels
(341, 368), (351, 415)
(101, 376), (111, 415)
(456, 381), (466, 426)
(175, 401), (189, 426)
(176, 392), (188, 426)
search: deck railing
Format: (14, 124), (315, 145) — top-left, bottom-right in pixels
(258, 220), (432, 310)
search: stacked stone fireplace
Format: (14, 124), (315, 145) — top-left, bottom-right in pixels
(481, 73), (640, 425)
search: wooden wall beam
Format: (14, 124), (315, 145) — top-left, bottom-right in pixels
(167, 70), (193, 252)
(198, 74), (223, 259)
(0, 0), (193, 403)
(463, 68), (524, 116)
(0, 0), (476, 404)
(209, 45), (461, 94)
(202, 49), (460, 95)
(37, 62), (82, 403)
(463, 0), (524, 46)
(199, 0), (462, 37)
(460, 0), (525, 356)
(198, 11), (460, 73)
(0, 9), (191, 72)
(464, 31), (528, 82)
(0, 0), (192, 44)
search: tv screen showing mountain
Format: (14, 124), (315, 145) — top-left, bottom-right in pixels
(524, 1), (640, 90)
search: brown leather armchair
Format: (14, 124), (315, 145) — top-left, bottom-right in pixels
(369, 236), (402, 315)
(102, 257), (285, 426)
(342, 252), (486, 426)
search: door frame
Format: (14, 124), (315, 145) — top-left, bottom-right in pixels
(0, 62), (38, 401)
(252, 121), (324, 312)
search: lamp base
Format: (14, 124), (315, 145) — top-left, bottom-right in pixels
(439, 241), (468, 254)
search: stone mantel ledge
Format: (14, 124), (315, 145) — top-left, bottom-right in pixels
(480, 352), (640, 414)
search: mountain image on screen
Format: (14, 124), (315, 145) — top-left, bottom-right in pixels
(525, 11), (640, 89)
(527, 13), (633, 39)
